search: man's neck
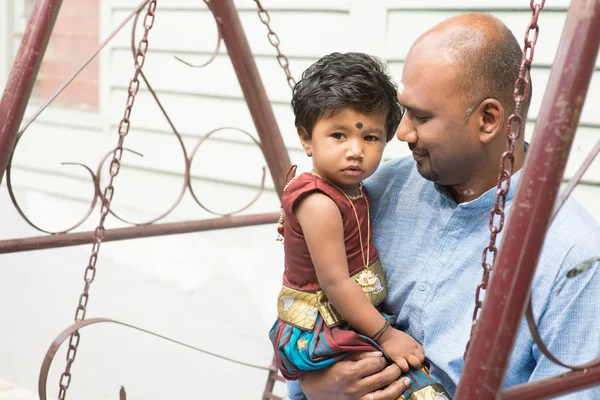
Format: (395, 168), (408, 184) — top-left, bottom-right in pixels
(449, 151), (525, 204)
(449, 170), (499, 203)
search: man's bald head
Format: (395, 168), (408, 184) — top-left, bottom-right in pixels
(409, 12), (531, 121)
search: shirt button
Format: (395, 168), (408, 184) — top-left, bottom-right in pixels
(419, 282), (427, 291)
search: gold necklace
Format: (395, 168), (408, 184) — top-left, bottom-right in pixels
(324, 180), (370, 270)
(346, 182), (364, 200)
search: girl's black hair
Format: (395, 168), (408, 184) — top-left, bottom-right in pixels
(291, 52), (403, 142)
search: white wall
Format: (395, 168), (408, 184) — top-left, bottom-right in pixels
(0, 1), (598, 399)
(5, 0), (599, 219)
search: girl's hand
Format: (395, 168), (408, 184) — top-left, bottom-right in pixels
(378, 328), (425, 372)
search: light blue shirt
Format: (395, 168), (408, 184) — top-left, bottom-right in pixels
(287, 156), (600, 399)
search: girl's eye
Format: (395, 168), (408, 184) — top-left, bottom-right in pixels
(364, 135), (379, 142)
(331, 133), (344, 139)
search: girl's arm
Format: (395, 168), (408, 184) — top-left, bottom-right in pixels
(295, 192), (386, 338)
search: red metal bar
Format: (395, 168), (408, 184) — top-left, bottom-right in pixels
(0, 0), (63, 184)
(210, 0), (292, 198)
(0, 212), (279, 254)
(552, 137), (600, 219)
(501, 366), (600, 400)
(262, 362), (284, 400)
(456, 2), (600, 399)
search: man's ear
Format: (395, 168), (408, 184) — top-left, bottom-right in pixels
(475, 99), (504, 144)
(297, 127), (313, 157)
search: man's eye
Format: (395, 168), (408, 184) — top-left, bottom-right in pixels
(414, 114), (429, 122)
(331, 133), (344, 139)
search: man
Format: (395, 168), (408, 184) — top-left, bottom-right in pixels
(287, 12), (600, 400)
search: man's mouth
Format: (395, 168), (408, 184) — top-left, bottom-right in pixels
(409, 146), (429, 157)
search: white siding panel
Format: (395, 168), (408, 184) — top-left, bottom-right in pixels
(385, 0), (571, 10)
(110, 7), (351, 58)
(528, 69), (600, 126)
(108, 50), (312, 104)
(110, 0), (351, 11)
(105, 89), (301, 149)
(385, 10), (597, 67)
(8, 165), (282, 225)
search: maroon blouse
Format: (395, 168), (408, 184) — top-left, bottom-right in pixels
(280, 173), (378, 293)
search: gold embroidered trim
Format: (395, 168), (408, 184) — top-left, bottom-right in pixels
(277, 259), (387, 330)
(402, 383), (452, 400)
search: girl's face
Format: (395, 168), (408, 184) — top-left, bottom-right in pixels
(299, 108), (387, 195)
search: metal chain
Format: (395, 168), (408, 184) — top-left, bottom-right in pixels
(253, 0), (296, 89)
(466, 0), (545, 354)
(57, 1), (158, 398)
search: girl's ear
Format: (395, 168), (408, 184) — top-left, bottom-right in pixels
(297, 127), (313, 157)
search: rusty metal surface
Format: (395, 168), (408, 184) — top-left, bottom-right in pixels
(0, 212), (279, 254)
(456, 0), (600, 398)
(501, 365), (600, 400)
(3, 1), (268, 242)
(465, 0), (544, 355)
(55, 2), (159, 397)
(16, 0), (151, 138)
(552, 137), (600, 219)
(524, 299), (600, 370)
(174, 0), (223, 68)
(0, 0), (64, 185)
(0, 0), (295, 397)
(253, 0), (296, 90)
(211, 0), (292, 197)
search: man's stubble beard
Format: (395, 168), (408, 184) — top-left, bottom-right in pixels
(415, 158), (440, 182)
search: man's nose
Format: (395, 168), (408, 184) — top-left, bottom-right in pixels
(396, 114), (417, 143)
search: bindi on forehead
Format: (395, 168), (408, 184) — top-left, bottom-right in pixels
(355, 122), (363, 129)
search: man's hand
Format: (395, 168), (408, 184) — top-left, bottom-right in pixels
(299, 351), (411, 400)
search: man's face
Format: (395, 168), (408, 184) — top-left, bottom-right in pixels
(396, 52), (482, 186)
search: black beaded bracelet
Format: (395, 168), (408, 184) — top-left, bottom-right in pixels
(372, 319), (391, 343)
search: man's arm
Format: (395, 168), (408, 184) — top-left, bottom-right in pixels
(290, 352), (410, 400)
(529, 250), (600, 398)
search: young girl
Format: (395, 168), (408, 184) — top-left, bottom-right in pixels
(269, 52), (451, 400)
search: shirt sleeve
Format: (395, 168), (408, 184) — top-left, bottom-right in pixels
(528, 244), (600, 399)
(286, 380), (308, 400)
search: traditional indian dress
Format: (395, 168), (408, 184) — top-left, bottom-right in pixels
(269, 172), (452, 400)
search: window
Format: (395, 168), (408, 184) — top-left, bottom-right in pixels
(18, 0), (100, 109)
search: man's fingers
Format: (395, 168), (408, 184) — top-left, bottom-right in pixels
(352, 353), (388, 379)
(359, 362), (402, 393)
(360, 377), (412, 400)
(347, 351), (383, 362)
